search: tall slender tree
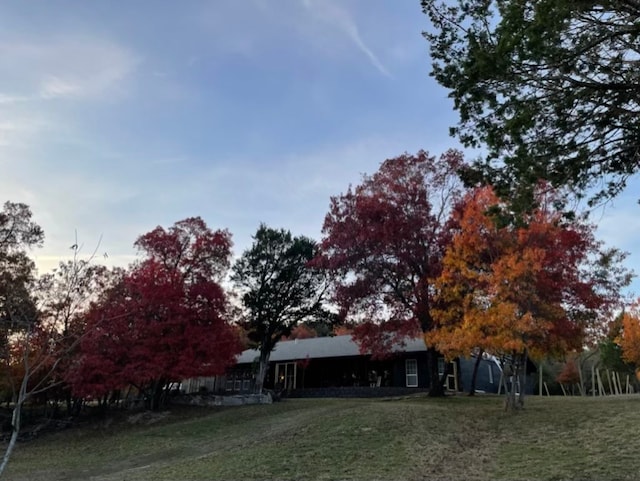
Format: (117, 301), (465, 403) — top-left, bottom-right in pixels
(232, 224), (328, 394)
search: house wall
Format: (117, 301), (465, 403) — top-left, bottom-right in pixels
(183, 352), (508, 396)
(262, 353), (433, 391)
(459, 357), (502, 394)
(391, 353), (431, 389)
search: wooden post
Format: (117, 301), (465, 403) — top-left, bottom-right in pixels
(539, 362), (543, 397)
(543, 382), (550, 396)
(497, 370), (504, 395)
(560, 383), (567, 396)
(626, 375), (631, 394)
(606, 370), (615, 395)
(596, 369), (605, 396)
(578, 364), (585, 396)
(591, 366), (595, 397)
(614, 372), (621, 395)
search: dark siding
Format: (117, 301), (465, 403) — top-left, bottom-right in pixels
(459, 357), (502, 393)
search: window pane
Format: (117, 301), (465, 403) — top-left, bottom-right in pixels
(406, 359), (418, 387)
(437, 358), (446, 376)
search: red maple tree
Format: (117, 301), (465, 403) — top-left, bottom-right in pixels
(315, 150), (465, 396)
(67, 218), (242, 409)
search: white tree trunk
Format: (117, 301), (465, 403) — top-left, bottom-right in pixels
(0, 370), (29, 478)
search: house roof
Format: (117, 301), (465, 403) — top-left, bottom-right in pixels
(236, 335), (428, 364)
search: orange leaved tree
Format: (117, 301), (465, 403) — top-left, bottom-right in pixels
(428, 186), (629, 409)
(618, 301), (640, 375)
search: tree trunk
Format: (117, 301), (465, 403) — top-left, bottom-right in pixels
(65, 391), (73, 416)
(0, 369), (28, 478)
(427, 347), (445, 397)
(503, 352), (527, 411)
(517, 350), (528, 408)
(254, 350), (271, 394)
(503, 362), (516, 411)
(469, 349), (484, 396)
(150, 379), (166, 411)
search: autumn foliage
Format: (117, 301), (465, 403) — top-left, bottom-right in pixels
(67, 218), (241, 408)
(618, 301), (640, 368)
(316, 150), (465, 395)
(427, 185), (628, 407)
(430, 187), (623, 356)
(556, 359), (581, 386)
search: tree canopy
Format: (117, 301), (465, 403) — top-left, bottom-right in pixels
(422, 0), (640, 206)
(428, 185), (631, 408)
(316, 150), (465, 396)
(0, 202), (44, 334)
(68, 218), (241, 409)
(618, 300), (640, 369)
(232, 224), (327, 393)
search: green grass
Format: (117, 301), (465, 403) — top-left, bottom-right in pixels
(4, 395), (640, 481)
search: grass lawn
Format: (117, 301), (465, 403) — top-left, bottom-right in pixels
(3, 394), (640, 481)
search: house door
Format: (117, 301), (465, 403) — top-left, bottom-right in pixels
(275, 362), (297, 391)
(438, 358), (459, 391)
(446, 361), (458, 391)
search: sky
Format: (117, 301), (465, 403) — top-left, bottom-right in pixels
(1, 0), (638, 297)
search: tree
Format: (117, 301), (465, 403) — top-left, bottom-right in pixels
(0, 257), (112, 478)
(423, 0), (640, 206)
(33, 259), (120, 414)
(428, 186), (630, 408)
(315, 150), (465, 397)
(599, 312), (634, 377)
(0, 202), (44, 354)
(231, 224), (328, 394)
(0, 202), (44, 478)
(618, 301), (640, 370)
(68, 218), (241, 410)
(0, 206), (113, 477)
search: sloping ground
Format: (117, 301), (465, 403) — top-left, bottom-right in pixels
(4, 395), (640, 481)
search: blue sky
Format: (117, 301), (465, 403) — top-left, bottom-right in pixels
(1, 0), (638, 296)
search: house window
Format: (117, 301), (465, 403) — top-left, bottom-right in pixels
(437, 357), (446, 377)
(488, 364), (494, 384)
(242, 379), (251, 391)
(406, 359), (418, 387)
(225, 377), (234, 392)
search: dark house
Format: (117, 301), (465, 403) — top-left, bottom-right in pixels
(185, 335), (504, 397)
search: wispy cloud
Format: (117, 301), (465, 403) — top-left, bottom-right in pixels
(302, 0), (390, 77)
(0, 93), (29, 104)
(40, 75), (81, 99)
(0, 37), (138, 102)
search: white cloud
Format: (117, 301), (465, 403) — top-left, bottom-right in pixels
(302, 0), (390, 77)
(0, 93), (28, 104)
(196, 0), (390, 76)
(0, 36), (138, 101)
(39, 75), (82, 99)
